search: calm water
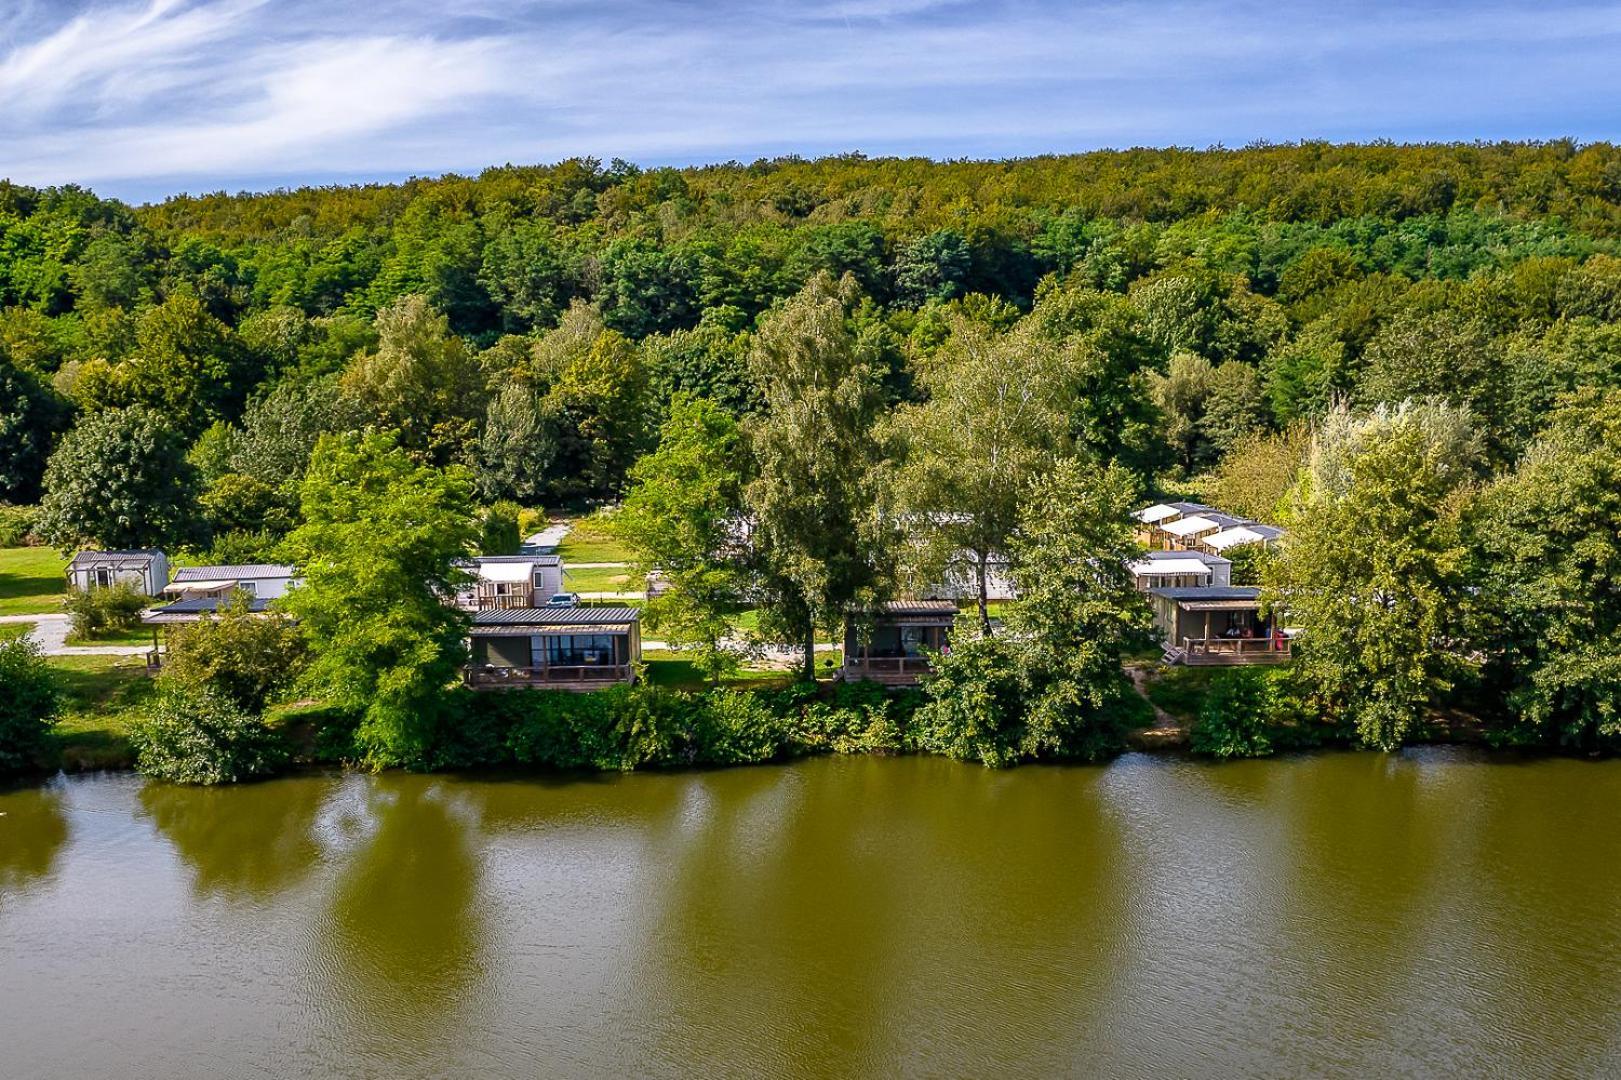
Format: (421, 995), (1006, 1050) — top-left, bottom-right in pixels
(3, 751), (1620, 1078)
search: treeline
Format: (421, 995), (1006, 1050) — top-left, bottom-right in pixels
(4, 143), (1621, 773)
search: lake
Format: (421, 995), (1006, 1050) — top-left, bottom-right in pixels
(3, 751), (1619, 1078)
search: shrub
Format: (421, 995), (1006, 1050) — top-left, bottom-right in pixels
(517, 507), (548, 537)
(0, 638), (59, 773)
(158, 592), (308, 713)
(203, 528), (283, 565)
(64, 581), (149, 639)
(130, 684), (288, 784)
(914, 635), (1032, 767)
(0, 503), (40, 546)
(1190, 668), (1277, 759)
(479, 500), (523, 555)
(694, 689), (786, 763)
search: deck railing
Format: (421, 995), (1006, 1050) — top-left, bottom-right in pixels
(844, 656), (934, 678)
(1183, 636), (1291, 661)
(465, 664), (633, 688)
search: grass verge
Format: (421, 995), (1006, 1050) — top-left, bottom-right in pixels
(0, 546), (66, 616)
(47, 654), (154, 771)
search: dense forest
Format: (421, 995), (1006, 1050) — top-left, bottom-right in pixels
(5, 140), (1621, 769)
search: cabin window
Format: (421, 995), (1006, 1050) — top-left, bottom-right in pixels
(537, 633), (619, 666)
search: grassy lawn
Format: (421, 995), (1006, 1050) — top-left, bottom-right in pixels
(47, 654), (155, 770)
(642, 649), (799, 691)
(564, 565), (639, 594)
(64, 626), (156, 647)
(0, 622), (33, 641)
(556, 515), (633, 565)
(0, 546), (66, 616)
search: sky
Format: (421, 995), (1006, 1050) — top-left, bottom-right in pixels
(2, 0), (1620, 203)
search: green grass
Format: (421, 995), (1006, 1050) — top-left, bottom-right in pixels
(64, 626), (156, 647)
(0, 546), (66, 616)
(0, 622), (33, 641)
(556, 515), (633, 565)
(47, 653), (155, 770)
(1142, 666), (1220, 722)
(563, 565), (640, 594)
(641, 649), (796, 690)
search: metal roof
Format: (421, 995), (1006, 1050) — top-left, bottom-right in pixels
(68, 550), (162, 570)
(1138, 549), (1230, 567)
(1149, 586), (1262, 602)
(141, 596), (276, 624)
(171, 564), (295, 582)
(1130, 557), (1215, 577)
(1159, 515), (1225, 537)
(467, 554), (562, 567)
(471, 606), (640, 627)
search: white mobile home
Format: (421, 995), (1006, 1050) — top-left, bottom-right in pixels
(66, 550), (169, 596)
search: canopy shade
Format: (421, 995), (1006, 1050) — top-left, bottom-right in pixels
(1130, 558), (1213, 576)
(1160, 515), (1223, 538)
(1204, 527), (1268, 551)
(478, 562), (535, 583)
(1135, 504), (1180, 524)
(162, 579), (234, 593)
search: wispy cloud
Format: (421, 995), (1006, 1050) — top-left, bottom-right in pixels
(1, 0), (1619, 201)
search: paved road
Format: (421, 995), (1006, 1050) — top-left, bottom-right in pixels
(0, 613), (150, 657)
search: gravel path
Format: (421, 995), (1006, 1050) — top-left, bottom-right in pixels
(0, 613), (151, 657)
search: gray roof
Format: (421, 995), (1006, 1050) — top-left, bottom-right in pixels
(141, 596), (275, 624)
(1149, 586), (1262, 601)
(463, 554), (562, 567)
(68, 550), (162, 570)
(1167, 501), (1215, 514)
(1138, 549), (1231, 568)
(471, 606), (640, 627)
(171, 564), (294, 582)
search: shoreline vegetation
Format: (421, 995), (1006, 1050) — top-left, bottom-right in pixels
(5, 143), (1621, 784)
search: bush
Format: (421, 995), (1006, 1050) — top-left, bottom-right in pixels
(517, 507), (548, 537)
(1190, 668), (1278, 759)
(0, 503), (40, 546)
(130, 684), (288, 784)
(479, 500), (523, 555)
(158, 592), (308, 713)
(914, 635), (1033, 767)
(694, 689), (788, 763)
(203, 528), (283, 565)
(0, 638), (59, 773)
(64, 581), (149, 639)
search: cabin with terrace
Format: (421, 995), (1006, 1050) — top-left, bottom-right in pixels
(66, 550), (169, 597)
(1147, 586), (1292, 665)
(466, 606), (641, 690)
(455, 555), (565, 611)
(842, 600), (959, 686)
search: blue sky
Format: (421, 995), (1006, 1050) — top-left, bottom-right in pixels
(2, 0), (1619, 203)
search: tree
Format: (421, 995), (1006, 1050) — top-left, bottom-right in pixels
(1471, 390), (1621, 751)
(0, 637), (58, 774)
(478, 500), (522, 555)
(278, 433), (477, 768)
(746, 273), (890, 680)
(159, 592), (309, 714)
(541, 327), (650, 500)
(1266, 401), (1481, 750)
(892, 230), (971, 307)
(1001, 459), (1153, 761)
(475, 381), (557, 504)
(1207, 424), (1310, 523)
(1190, 668), (1276, 759)
(131, 684), (286, 785)
(38, 406), (200, 550)
(0, 347), (66, 502)
(339, 295), (487, 467)
(885, 312), (1074, 634)
(616, 396), (750, 683)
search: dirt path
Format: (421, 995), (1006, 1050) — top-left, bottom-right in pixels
(1125, 664), (1182, 731)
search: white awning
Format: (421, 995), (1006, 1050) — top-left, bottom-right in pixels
(1130, 558), (1213, 577)
(1159, 515), (1222, 538)
(162, 579), (234, 593)
(478, 562), (535, 583)
(1135, 504), (1180, 524)
(1204, 526), (1268, 551)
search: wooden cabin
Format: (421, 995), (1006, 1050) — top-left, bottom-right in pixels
(1147, 586), (1291, 665)
(842, 600), (959, 686)
(467, 606), (641, 690)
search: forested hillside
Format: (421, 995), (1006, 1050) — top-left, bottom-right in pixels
(6, 141), (1621, 762)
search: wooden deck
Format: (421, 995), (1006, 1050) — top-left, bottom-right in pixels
(464, 665), (635, 690)
(1179, 637), (1292, 666)
(842, 656), (934, 686)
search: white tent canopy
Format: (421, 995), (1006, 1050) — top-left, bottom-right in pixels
(162, 579), (234, 593)
(1135, 504), (1181, 524)
(1160, 515), (1223, 538)
(1129, 558), (1214, 577)
(1204, 526), (1270, 551)
(478, 562), (535, 583)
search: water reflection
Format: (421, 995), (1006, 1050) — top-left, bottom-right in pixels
(138, 776), (329, 900)
(0, 783), (69, 900)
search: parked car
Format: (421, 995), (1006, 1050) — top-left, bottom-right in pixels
(546, 592), (580, 607)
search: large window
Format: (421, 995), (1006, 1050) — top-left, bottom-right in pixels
(535, 633), (620, 666)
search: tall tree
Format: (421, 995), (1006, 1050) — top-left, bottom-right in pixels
(38, 406), (199, 550)
(885, 312), (1073, 634)
(1472, 389), (1621, 751)
(0, 347), (66, 502)
(278, 433), (476, 768)
(1266, 401), (1481, 750)
(616, 396), (750, 683)
(747, 273), (889, 680)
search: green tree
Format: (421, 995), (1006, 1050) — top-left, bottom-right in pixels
(38, 405), (200, 550)
(747, 273), (890, 680)
(0, 347), (67, 502)
(885, 312), (1074, 633)
(1266, 401), (1481, 750)
(278, 433), (477, 767)
(0, 637), (58, 774)
(1471, 390), (1621, 750)
(339, 295), (487, 466)
(1190, 668), (1276, 759)
(476, 381), (557, 504)
(131, 683), (287, 785)
(159, 592), (309, 713)
(478, 500), (522, 555)
(616, 396), (750, 683)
